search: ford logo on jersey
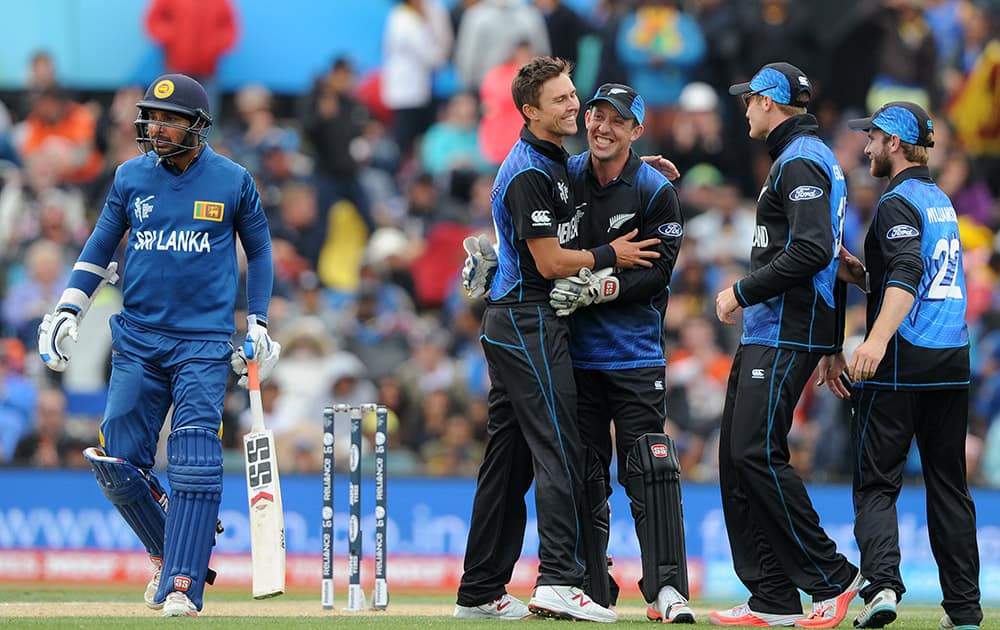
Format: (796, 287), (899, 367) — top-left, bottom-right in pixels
(789, 185), (824, 201)
(886, 224), (919, 239)
(658, 222), (683, 238)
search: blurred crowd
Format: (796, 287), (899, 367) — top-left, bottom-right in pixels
(2, 0), (1000, 488)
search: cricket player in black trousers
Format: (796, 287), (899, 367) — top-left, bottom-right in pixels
(826, 102), (982, 630)
(713, 62), (863, 628)
(548, 83), (692, 624)
(453, 57), (659, 623)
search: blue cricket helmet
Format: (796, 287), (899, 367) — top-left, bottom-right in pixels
(135, 73), (212, 157)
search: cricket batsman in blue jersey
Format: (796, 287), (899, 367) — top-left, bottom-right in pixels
(37, 73), (280, 617)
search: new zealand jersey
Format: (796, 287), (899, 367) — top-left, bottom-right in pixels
(69, 145), (273, 340)
(734, 115), (847, 351)
(565, 151), (682, 369)
(861, 165), (969, 389)
(488, 127), (577, 305)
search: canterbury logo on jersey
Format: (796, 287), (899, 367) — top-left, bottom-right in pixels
(608, 212), (635, 231)
(134, 230), (212, 252)
(531, 210), (551, 226)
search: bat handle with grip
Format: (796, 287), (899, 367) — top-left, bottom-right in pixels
(245, 338), (263, 432)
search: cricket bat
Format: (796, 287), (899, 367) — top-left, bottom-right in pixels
(243, 348), (286, 599)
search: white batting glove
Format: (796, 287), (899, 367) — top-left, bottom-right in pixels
(549, 267), (620, 317)
(461, 234), (498, 298)
(230, 315), (281, 387)
(38, 309), (80, 372)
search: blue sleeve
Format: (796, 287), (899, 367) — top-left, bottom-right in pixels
(235, 171), (273, 322)
(68, 177), (129, 296)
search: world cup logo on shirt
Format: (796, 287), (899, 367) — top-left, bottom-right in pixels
(133, 195), (154, 223)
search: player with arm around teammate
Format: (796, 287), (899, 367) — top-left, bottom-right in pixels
(821, 102), (982, 630)
(546, 83), (692, 624)
(711, 62), (862, 628)
(453, 56), (661, 623)
(37, 74), (280, 617)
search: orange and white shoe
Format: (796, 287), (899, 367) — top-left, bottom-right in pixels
(709, 603), (803, 627)
(795, 571), (865, 628)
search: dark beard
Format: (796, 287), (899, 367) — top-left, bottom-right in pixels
(870, 153), (892, 178)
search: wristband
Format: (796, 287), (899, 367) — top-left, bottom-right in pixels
(590, 244), (616, 270)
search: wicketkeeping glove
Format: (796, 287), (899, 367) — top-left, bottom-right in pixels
(230, 314), (281, 387)
(461, 234), (498, 298)
(549, 267), (620, 317)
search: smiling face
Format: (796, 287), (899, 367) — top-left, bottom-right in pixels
(586, 101), (641, 163)
(524, 72), (579, 143)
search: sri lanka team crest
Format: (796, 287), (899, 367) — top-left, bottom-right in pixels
(193, 201), (225, 222)
(154, 79), (175, 99)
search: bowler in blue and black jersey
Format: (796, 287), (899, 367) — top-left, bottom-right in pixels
(454, 57), (660, 623)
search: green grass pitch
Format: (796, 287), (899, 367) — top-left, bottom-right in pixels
(0, 584), (989, 628)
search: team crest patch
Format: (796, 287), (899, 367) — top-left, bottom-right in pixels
(193, 201), (225, 222)
(154, 79), (175, 99)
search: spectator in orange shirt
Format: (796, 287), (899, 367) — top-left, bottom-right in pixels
(16, 87), (103, 186)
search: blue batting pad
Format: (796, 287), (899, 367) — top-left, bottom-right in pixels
(156, 428), (223, 610)
(84, 447), (167, 558)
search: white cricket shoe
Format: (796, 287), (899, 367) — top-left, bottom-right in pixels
(454, 593), (530, 620)
(144, 557), (163, 610)
(162, 591), (198, 617)
(647, 585), (696, 624)
(853, 588), (897, 628)
(940, 613), (980, 629)
(528, 584), (617, 623)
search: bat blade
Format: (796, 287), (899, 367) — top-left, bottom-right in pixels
(243, 360), (286, 599)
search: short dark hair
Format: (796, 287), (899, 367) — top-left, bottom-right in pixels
(511, 56), (573, 123)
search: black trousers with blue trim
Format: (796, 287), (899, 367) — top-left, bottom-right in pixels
(719, 344), (857, 614)
(852, 387), (982, 627)
(457, 303), (586, 606)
